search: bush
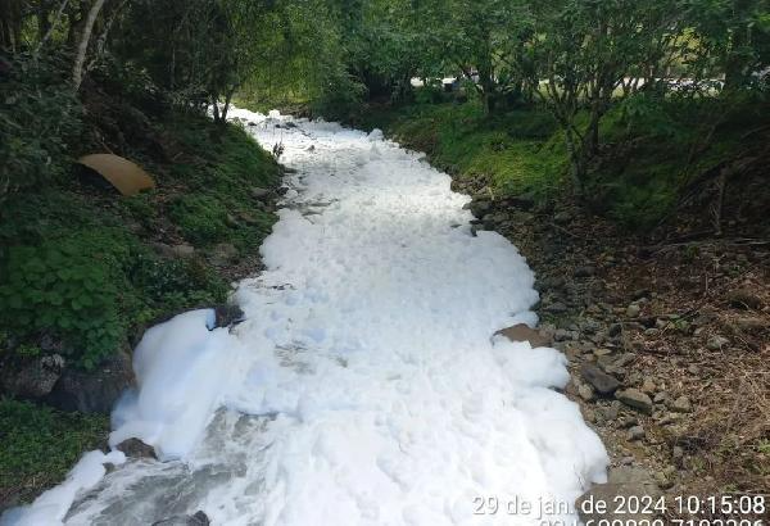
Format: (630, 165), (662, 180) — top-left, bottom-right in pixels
(0, 54), (83, 203)
(0, 231), (134, 369)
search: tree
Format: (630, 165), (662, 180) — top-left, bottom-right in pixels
(524, 0), (685, 193)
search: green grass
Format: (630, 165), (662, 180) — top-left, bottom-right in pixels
(0, 399), (109, 507)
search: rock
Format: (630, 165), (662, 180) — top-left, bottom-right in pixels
(469, 199), (492, 219)
(608, 323), (623, 337)
(615, 388), (653, 414)
(213, 303), (245, 329)
(116, 438), (156, 459)
(0, 354), (65, 399)
(544, 302), (568, 314)
(47, 349), (134, 413)
(574, 265), (596, 278)
(576, 467), (660, 525)
(541, 276), (566, 291)
(225, 213), (240, 228)
(726, 288), (763, 310)
(250, 187), (271, 199)
(154, 243), (195, 259)
(640, 378), (656, 394)
(238, 211), (262, 226)
(625, 304), (641, 318)
(671, 395), (692, 413)
(554, 211), (571, 224)
(578, 383), (595, 401)
(152, 511), (210, 526)
(706, 335), (729, 350)
(580, 364), (621, 395)
(210, 243), (238, 266)
(627, 425), (645, 441)
(735, 316), (767, 333)
(494, 324), (552, 348)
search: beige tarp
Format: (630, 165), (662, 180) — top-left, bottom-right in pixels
(77, 154), (155, 196)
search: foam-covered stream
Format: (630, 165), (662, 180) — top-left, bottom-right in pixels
(3, 109), (608, 526)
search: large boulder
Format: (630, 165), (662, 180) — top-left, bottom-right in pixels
(46, 349), (134, 414)
(0, 354), (65, 399)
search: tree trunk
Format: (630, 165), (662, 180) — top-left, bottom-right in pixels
(72, 0), (107, 91)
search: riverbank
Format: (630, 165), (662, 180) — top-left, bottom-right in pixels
(0, 92), (282, 508)
(358, 100), (770, 510)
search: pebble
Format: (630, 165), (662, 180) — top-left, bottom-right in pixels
(706, 335), (729, 350)
(628, 426), (645, 441)
(626, 304), (641, 318)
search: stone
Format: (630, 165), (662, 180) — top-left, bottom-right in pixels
(726, 288), (763, 310)
(0, 354), (65, 399)
(153, 243), (195, 259)
(250, 186), (271, 199)
(580, 363), (621, 395)
(152, 511), (210, 526)
(210, 243), (238, 266)
(494, 324), (552, 348)
(576, 467), (660, 525)
(544, 302), (568, 314)
(706, 335), (729, 350)
(554, 211), (571, 224)
(628, 425), (645, 441)
(116, 438), (156, 459)
(46, 349), (134, 413)
(640, 378), (656, 394)
(574, 265), (596, 278)
(615, 388), (653, 414)
(578, 384), (595, 401)
(213, 303), (245, 329)
(469, 199), (492, 219)
(626, 304), (641, 318)
(735, 317), (767, 333)
(671, 395), (692, 413)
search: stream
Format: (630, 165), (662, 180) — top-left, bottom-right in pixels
(4, 110), (608, 526)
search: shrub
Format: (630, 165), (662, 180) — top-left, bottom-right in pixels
(0, 54), (83, 203)
(0, 232), (133, 369)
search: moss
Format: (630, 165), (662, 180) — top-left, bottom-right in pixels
(0, 399), (109, 507)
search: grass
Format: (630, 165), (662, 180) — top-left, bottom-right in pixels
(0, 399), (109, 508)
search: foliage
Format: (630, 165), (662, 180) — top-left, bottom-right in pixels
(0, 231), (131, 369)
(0, 53), (83, 203)
(0, 399), (108, 505)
